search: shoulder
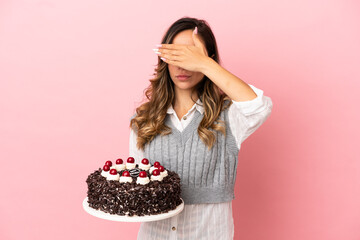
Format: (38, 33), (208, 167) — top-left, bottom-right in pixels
(130, 112), (137, 121)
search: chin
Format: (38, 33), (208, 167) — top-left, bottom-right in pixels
(174, 82), (197, 90)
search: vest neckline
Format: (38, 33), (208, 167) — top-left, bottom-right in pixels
(165, 110), (203, 144)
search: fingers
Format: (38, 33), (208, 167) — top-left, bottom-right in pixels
(161, 52), (182, 62)
(161, 49), (182, 56)
(160, 44), (182, 49)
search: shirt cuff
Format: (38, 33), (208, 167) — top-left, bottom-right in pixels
(231, 84), (265, 116)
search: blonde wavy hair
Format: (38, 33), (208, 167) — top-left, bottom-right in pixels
(130, 17), (232, 150)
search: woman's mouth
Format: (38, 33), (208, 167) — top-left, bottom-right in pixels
(176, 75), (191, 80)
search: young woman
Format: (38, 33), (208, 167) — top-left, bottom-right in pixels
(129, 17), (273, 240)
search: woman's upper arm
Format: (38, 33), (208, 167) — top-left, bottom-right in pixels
(228, 84), (273, 148)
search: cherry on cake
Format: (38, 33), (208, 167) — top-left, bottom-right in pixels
(139, 158), (151, 171)
(157, 165), (168, 178)
(100, 164), (110, 177)
(119, 170), (133, 183)
(107, 169), (120, 181)
(136, 171), (150, 185)
(114, 158), (126, 171)
(149, 161), (161, 174)
(150, 169), (163, 181)
(126, 157), (136, 169)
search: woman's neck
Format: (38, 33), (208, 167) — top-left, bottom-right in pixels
(173, 88), (199, 120)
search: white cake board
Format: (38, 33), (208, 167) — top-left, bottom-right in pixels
(83, 197), (184, 222)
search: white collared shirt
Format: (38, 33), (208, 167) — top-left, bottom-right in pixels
(165, 97), (204, 132)
(130, 84), (273, 240)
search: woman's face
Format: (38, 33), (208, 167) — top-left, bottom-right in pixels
(167, 29), (208, 92)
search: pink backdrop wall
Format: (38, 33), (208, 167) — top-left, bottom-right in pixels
(1, 0), (359, 239)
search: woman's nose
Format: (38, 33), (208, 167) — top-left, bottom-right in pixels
(178, 67), (190, 72)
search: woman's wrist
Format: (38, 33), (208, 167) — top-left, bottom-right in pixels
(200, 56), (218, 76)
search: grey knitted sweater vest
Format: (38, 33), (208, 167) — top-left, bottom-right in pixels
(132, 102), (240, 204)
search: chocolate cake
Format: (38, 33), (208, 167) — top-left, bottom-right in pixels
(86, 157), (182, 217)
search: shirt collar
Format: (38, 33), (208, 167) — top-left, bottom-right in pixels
(166, 98), (204, 115)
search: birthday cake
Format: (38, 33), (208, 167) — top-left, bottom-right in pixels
(86, 157), (182, 216)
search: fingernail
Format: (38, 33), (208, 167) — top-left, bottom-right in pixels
(152, 48), (159, 52)
(194, 27), (198, 34)
(161, 57), (166, 61)
(155, 44), (162, 47)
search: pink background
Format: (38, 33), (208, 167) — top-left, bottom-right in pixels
(1, 0), (359, 239)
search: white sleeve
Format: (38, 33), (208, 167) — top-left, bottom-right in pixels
(129, 127), (145, 165)
(228, 84), (273, 148)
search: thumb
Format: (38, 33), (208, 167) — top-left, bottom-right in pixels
(192, 27), (207, 55)
(192, 27), (202, 47)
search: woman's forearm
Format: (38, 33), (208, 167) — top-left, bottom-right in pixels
(201, 57), (257, 102)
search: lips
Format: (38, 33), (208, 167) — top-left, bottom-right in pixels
(176, 75), (191, 80)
